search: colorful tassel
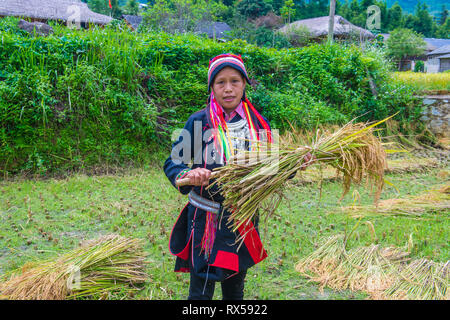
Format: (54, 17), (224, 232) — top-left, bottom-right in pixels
(200, 211), (218, 260)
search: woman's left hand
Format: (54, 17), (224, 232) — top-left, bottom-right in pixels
(300, 152), (316, 171)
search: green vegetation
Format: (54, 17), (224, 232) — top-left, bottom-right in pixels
(385, 28), (427, 70)
(0, 163), (448, 299)
(392, 71), (450, 94)
(0, 17), (422, 176)
(86, 1), (449, 49)
(1, 0), (448, 302)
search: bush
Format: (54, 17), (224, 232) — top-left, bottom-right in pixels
(414, 61), (425, 72)
(0, 17), (422, 175)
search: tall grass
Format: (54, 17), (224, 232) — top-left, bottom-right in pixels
(391, 71), (450, 94)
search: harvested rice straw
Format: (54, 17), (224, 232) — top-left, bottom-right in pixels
(0, 234), (148, 300)
(295, 234), (346, 288)
(296, 234), (410, 295)
(339, 184), (450, 217)
(208, 116), (392, 238)
(377, 259), (449, 300)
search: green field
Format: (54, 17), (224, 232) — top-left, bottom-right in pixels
(0, 155), (448, 300)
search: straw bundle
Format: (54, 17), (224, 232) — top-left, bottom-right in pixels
(340, 184), (450, 217)
(208, 118), (389, 236)
(377, 259), (449, 300)
(296, 234), (449, 300)
(295, 234), (409, 295)
(0, 234), (148, 300)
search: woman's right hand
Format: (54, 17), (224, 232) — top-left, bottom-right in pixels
(185, 168), (212, 186)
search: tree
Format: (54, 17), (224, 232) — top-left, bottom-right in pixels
(435, 17), (450, 38)
(123, 0), (140, 15)
(237, 0), (273, 19)
(87, 0), (122, 18)
(141, 0), (226, 33)
(387, 2), (403, 31)
(87, 0), (108, 15)
(280, 0), (296, 24)
(386, 28), (427, 71)
(271, 0), (285, 15)
(439, 5), (448, 25)
(412, 1), (433, 37)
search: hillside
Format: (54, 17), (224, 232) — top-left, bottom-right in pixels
(386, 0), (445, 15)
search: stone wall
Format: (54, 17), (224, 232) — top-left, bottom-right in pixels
(419, 95), (449, 138)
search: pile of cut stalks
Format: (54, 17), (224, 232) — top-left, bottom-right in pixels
(296, 234), (449, 300)
(0, 234), (148, 300)
(339, 184), (450, 217)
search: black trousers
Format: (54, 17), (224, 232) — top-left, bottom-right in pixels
(188, 269), (247, 300)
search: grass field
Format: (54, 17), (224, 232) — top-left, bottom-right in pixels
(392, 71), (450, 94)
(0, 155), (448, 300)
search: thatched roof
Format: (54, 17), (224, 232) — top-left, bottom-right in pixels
(122, 15), (142, 30)
(278, 15), (374, 40)
(194, 21), (231, 40)
(0, 0), (113, 25)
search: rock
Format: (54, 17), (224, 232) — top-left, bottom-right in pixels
(419, 95), (450, 138)
(18, 19), (54, 37)
(430, 119), (443, 133)
(431, 107), (442, 117)
(422, 98), (436, 105)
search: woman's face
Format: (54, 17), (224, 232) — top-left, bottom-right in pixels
(212, 67), (246, 114)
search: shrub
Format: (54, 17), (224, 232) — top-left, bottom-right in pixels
(0, 17), (422, 175)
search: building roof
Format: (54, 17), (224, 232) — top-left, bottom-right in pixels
(278, 15), (374, 39)
(0, 0), (113, 25)
(438, 53), (450, 59)
(194, 21), (231, 39)
(423, 38), (450, 52)
(427, 44), (450, 56)
(122, 15), (142, 30)
(380, 35), (450, 52)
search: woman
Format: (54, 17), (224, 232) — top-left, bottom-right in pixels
(164, 53), (311, 300)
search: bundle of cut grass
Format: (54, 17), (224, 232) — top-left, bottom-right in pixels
(339, 184), (450, 217)
(377, 259), (449, 300)
(288, 157), (437, 185)
(385, 157), (439, 174)
(0, 234), (148, 300)
(294, 234), (346, 287)
(208, 118), (390, 236)
(295, 234), (410, 295)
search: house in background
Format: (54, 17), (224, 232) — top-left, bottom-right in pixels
(194, 21), (232, 41)
(0, 0), (112, 27)
(122, 14), (143, 31)
(424, 38), (450, 53)
(426, 45), (450, 73)
(379, 35), (450, 72)
(278, 15), (374, 45)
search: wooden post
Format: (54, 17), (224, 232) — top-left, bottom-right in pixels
(328, 0), (336, 43)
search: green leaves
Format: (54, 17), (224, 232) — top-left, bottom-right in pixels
(0, 17), (421, 175)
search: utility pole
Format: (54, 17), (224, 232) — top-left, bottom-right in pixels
(328, 0), (336, 43)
